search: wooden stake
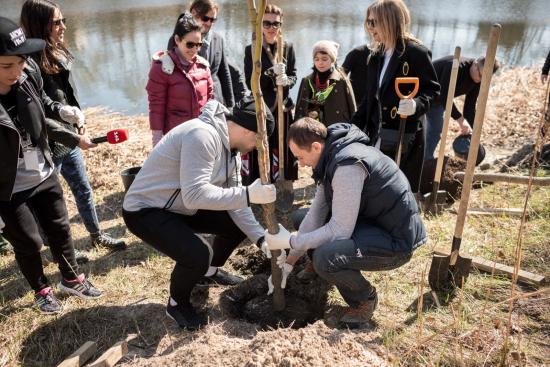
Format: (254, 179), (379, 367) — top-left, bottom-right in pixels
(247, 0), (285, 311)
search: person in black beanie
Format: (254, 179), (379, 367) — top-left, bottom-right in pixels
(0, 16), (102, 314)
(122, 98), (276, 330)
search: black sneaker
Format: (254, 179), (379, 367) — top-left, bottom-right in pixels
(90, 232), (126, 250)
(74, 249), (89, 265)
(166, 300), (207, 331)
(197, 268), (243, 287)
(35, 287), (63, 314)
(58, 274), (103, 299)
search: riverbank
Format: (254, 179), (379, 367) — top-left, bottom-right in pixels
(0, 67), (548, 366)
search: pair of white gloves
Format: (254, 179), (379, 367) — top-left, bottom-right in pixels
(270, 62), (291, 87)
(257, 223), (294, 295)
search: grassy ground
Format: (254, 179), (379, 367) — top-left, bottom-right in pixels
(0, 68), (549, 366)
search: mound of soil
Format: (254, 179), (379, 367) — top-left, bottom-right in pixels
(420, 156), (466, 202)
(500, 143), (550, 171)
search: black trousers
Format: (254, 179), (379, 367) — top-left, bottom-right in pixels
(0, 174), (78, 292)
(122, 208), (247, 306)
(381, 126), (425, 193)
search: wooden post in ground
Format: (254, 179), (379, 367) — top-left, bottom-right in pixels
(247, 0), (285, 311)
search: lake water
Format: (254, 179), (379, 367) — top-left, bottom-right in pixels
(2, 0), (549, 115)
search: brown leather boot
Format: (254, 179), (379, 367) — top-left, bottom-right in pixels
(340, 287), (378, 328)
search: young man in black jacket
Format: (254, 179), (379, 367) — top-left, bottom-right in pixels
(0, 17), (102, 314)
(424, 56), (501, 159)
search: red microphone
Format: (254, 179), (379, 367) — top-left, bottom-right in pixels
(91, 129), (129, 144)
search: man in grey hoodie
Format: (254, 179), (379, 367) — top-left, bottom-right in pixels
(122, 97), (276, 330)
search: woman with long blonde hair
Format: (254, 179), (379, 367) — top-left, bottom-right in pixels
(350, 0), (440, 193)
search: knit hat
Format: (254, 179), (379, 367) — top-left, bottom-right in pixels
(0, 17), (45, 56)
(312, 40), (340, 63)
(226, 96), (275, 136)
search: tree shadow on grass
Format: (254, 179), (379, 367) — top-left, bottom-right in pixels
(0, 239), (156, 308)
(68, 191), (126, 224)
(18, 303), (173, 366)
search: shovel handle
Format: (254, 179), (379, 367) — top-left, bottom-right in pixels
(395, 77), (419, 117)
(453, 24), (501, 241)
(429, 47), (461, 210)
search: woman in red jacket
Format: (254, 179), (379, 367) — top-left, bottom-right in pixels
(147, 13), (213, 147)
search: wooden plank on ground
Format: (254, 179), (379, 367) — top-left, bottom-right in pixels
(453, 172), (550, 186)
(57, 341), (97, 367)
(451, 207), (526, 217)
(434, 248), (546, 287)
(88, 340), (128, 367)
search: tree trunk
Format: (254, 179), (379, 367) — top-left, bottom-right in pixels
(247, 0), (285, 311)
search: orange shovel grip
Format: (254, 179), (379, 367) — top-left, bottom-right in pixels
(395, 77), (419, 119)
(394, 77), (419, 99)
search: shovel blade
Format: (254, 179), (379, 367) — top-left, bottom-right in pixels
(429, 254), (472, 292)
(422, 190), (447, 215)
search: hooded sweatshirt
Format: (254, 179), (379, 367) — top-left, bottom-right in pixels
(123, 100), (264, 243)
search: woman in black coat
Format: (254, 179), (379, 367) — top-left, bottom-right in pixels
(243, 3), (298, 184)
(350, 0), (440, 193)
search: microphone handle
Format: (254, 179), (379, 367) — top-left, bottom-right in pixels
(91, 136), (108, 144)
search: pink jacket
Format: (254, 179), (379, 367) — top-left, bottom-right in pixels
(146, 49), (213, 134)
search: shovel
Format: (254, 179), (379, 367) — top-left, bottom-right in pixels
(394, 77), (419, 166)
(424, 46), (461, 215)
(274, 32), (294, 213)
(429, 24), (501, 292)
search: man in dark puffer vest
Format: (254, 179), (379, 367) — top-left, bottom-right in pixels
(265, 118), (426, 327)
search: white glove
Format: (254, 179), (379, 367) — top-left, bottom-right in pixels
(0, 216), (4, 233)
(275, 250), (287, 268)
(276, 74), (290, 86)
(152, 129), (163, 147)
(397, 98), (416, 117)
(264, 223), (291, 250)
(60, 106), (85, 128)
(271, 62), (286, 76)
(267, 263), (293, 294)
(247, 178), (276, 204)
(259, 239), (272, 259)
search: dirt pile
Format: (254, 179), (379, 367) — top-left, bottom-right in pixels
(121, 321), (388, 367)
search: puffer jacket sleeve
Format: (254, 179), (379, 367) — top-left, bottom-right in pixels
(207, 67), (214, 100)
(146, 61), (169, 132)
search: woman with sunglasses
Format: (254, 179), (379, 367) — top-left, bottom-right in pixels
(242, 3), (298, 185)
(168, 0), (234, 109)
(350, 0), (439, 193)
(148, 13), (213, 146)
(20, 0), (126, 251)
(295, 40), (356, 126)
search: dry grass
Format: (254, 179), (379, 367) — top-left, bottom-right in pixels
(0, 67), (549, 366)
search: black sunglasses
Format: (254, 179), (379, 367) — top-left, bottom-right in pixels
(53, 18), (66, 26)
(366, 18), (376, 28)
(262, 20), (282, 29)
(185, 41), (203, 49)
(201, 15), (217, 23)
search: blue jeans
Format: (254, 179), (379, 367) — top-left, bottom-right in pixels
(425, 104), (445, 160)
(54, 148), (100, 234)
(293, 208), (413, 308)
